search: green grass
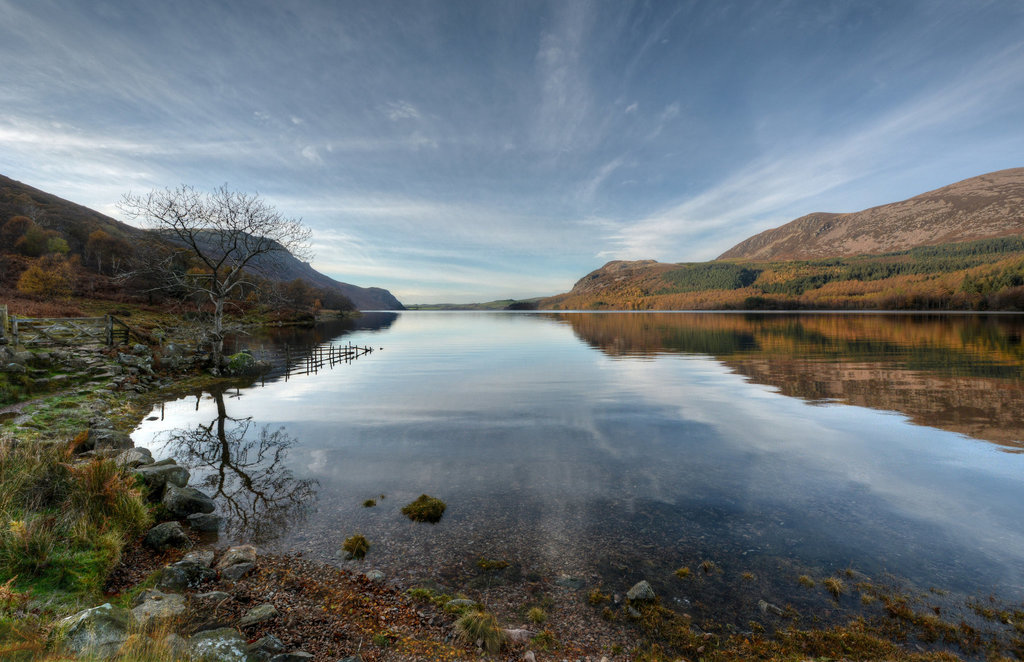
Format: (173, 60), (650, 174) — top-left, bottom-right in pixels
(0, 437), (151, 604)
(455, 609), (506, 653)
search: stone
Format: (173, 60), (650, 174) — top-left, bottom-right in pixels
(56, 603), (133, 659)
(189, 627), (250, 662)
(444, 598), (476, 611)
(503, 628), (533, 643)
(132, 343), (152, 356)
(238, 603), (279, 628)
(144, 522), (191, 550)
(136, 462), (191, 496)
(217, 544), (258, 570)
(182, 549), (216, 567)
(3, 362), (27, 374)
(161, 633), (190, 658)
(555, 575), (586, 590)
(163, 484), (216, 517)
(116, 447), (154, 468)
(158, 560), (217, 592)
(163, 342), (187, 357)
(364, 569), (385, 583)
(12, 351), (32, 364)
(626, 580), (656, 602)
(270, 653), (314, 662)
(246, 634), (286, 660)
(131, 590), (187, 629)
(221, 562), (256, 582)
(523, 651), (537, 662)
(187, 512), (223, 532)
(337, 656), (363, 662)
(88, 428), (133, 451)
(758, 599), (783, 616)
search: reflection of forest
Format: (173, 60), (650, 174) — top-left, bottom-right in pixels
(556, 313), (1024, 449)
(159, 389), (318, 541)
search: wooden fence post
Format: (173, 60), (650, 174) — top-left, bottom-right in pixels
(105, 315), (113, 346)
(0, 304), (7, 343)
(11, 316), (18, 347)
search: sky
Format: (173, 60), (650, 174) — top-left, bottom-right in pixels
(2, 1), (1023, 304)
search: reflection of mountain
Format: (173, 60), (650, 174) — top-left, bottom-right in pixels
(159, 389), (318, 541)
(556, 313), (1024, 450)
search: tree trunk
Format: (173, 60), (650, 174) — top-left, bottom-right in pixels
(211, 294), (225, 372)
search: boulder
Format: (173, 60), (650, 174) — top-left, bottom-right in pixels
(238, 603), (279, 628)
(221, 562), (256, 582)
(246, 634), (285, 660)
(270, 654), (314, 662)
(135, 462), (190, 495)
(503, 628), (533, 643)
(143, 522), (191, 550)
(163, 484), (216, 517)
(56, 603), (133, 659)
(189, 627), (250, 662)
(116, 447), (154, 468)
(131, 590), (187, 629)
(158, 559), (217, 592)
(182, 549), (216, 567)
(187, 512), (223, 532)
(161, 633), (190, 658)
(364, 569), (385, 583)
(216, 545), (257, 570)
(88, 428), (133, 451)
(626, 580), (656, 602)
(2, 362), (27, 374)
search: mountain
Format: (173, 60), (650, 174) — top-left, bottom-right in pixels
(541, 168), (1024, 311)
(719, 168), (1024, 261)
(0, 174), (403, 310)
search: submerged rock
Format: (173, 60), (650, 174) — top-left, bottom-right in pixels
(626, 580), (656, 602)
(187, 512), (223, 532)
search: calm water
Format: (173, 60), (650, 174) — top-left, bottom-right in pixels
(133, 312), (1024, 626)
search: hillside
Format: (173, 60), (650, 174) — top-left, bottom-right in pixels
(720, 168), (1024, 260)
(542, 168), (1024, 311)
(0, 174), (402, 310)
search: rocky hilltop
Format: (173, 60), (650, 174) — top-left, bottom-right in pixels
(719, 167), (1024, 261)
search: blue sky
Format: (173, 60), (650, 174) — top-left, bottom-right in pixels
(2, 1), (1023, 303)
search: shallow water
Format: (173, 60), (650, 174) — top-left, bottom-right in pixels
(133, 312), (1024, 626)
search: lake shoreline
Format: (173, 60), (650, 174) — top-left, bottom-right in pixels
(4, 313), (1024, 659)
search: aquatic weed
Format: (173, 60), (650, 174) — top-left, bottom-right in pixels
(401, 494), (446, 523)
(342, 534), (370, 560)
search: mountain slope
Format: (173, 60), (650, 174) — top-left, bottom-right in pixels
(719, 168), (1024, 261)
(0, 174), (403, 309)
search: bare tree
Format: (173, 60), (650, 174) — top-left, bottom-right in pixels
(119, 185), (311, 372)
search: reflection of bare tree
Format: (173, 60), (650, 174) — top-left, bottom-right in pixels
(160, 389), (317, 542)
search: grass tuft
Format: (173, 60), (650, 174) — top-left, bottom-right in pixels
(342, 534), (370, 560)
(401, 494), (446, 523)
(456, 609), (506, 653)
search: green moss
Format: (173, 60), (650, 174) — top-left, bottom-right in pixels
(362, 499), (376, 507)
(401, 494), (446, 523)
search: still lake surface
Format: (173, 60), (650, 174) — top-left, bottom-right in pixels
(133, 311), (1024, 624)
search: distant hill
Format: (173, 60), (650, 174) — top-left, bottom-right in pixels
(0, 174), (403, 310)
(541, 168), (1024, 311)
(719, 168), (1024, 261)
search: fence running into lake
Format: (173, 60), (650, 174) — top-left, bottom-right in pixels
(236, 340), (374, 382)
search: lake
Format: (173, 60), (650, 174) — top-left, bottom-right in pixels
(132, 311), (1024, 629)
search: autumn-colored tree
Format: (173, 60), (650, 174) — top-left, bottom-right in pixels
(16, 255), (75, 298)
(85, 229), (131, 274)
(1, 216), (33, 249)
